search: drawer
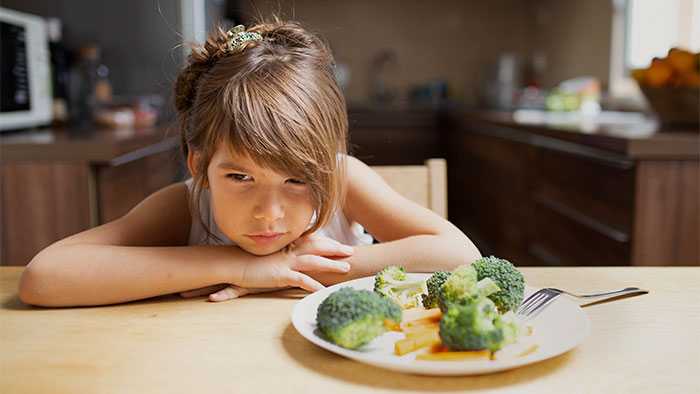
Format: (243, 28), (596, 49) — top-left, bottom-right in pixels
(530, 202), (631, 266)
(533, 148), (635, 236)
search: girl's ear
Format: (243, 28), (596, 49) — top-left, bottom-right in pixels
(187, 149), (208, 187)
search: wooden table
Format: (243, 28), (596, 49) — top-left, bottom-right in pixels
(1, 267), (697, 393)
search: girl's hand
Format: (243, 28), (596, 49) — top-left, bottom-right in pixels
(290, 233), (355, 258)
(198, 234), (355, 302)
(179, 284), (285, 301)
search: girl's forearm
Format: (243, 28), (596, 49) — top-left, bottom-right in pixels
(19, 244), (248, 307)
(311, 234), (482, 286)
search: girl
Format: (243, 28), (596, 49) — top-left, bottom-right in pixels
(19, 18), (481, 307)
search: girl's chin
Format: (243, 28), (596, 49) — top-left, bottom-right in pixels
(238, 238), (291, 256)
(243, 246), (283, 256)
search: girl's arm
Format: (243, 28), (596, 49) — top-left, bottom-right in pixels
(18, 183), (242, 306)
(20, 182), (349, 307)
(312, 156), (482, 285)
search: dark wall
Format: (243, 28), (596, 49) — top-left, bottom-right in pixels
(2, 0), (184, 102)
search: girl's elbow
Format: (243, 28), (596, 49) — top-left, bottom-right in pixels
(18, 257), (55, 307)
(446, 231), (482, 262)
(18, 265), (43, 306)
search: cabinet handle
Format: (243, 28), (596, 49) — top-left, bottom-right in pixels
(469, 124), (634, 169)
(109, 138), (179, 167)
(534, 195), (630, 243)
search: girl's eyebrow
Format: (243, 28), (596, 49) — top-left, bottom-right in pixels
(217, 162), (252, 172)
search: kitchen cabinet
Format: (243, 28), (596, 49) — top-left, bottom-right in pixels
(449, 112), (699, 266)
(347, 107), (447, 165)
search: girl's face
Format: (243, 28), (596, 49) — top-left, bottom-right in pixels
(204, 143), (315, 256)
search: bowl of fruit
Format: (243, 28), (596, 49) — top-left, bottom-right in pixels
(632, 47), (700, 128)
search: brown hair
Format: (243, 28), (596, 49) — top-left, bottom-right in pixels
(174, 17), (348, 244)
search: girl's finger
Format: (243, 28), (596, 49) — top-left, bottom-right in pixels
(208, 285), (249, 302)
(284, 271), (326, 293)
(180, 284), (229, 298)
(292, 254), (350, 273)
(311, 238), (354, 257)
(294, 235), (354, 257)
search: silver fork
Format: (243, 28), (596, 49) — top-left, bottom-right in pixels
(516, 287), (649, 320)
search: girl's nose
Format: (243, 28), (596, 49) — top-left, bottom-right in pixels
(253, 192), (285, 221)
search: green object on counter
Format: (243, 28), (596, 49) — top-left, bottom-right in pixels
(546, 90), (580, 111)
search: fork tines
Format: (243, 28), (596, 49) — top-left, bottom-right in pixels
(517, 288), (560, 318)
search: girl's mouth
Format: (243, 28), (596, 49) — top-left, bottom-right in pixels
(246, 232), (286, 245)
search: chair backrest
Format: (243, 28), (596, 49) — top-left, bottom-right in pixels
(370, 158), (447, 218)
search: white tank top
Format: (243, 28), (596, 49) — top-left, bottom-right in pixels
(184, 178), (374, 247)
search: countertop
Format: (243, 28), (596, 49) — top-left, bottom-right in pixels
(4, 109), (698, 163)
(463, 110), (700, 159)
(0, 125), (179, 164)
(1, 266), (697, 393)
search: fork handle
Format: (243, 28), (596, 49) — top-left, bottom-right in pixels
(571, 287), (648, 305)
(576, 287), (646, 298)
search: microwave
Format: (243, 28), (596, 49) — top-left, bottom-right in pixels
(0, 7), (52, 131)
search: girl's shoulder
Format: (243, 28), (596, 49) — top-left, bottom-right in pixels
(52, 181), (192, 248)
(121, 181), (192, 246)
(340, 155), (376, 224)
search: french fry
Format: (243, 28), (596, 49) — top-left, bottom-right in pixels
(416, 349), (491, 361)
(402, 307), (442, 322)
(384, 319), (401, 332)
(394, 330), (441, 356)
(401, 316), (441, 331)
(403, 316), (440, 327)
(403, 324), (439, 337)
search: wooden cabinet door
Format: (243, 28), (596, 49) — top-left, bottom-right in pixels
(0, 148), (183, 266)
(97, 149), (184, 223)
(1, 163), (91, 266)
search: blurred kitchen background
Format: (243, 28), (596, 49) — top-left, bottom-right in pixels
(1, 0), (698, 267)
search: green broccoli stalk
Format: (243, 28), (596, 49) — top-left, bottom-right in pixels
(439, 296), (506, 352)
(471, 256), (525, 313)
(316, 287), (402, 350)
(373, 266), (427, 309)
(437, 265), (501, 312)
(421, 271), (451, 309)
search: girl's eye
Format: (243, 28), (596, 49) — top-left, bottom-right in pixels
(227, 173), (252, 182)
(287, 178), (306, 185)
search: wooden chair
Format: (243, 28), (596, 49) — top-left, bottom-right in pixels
(370, 158), (447, 218)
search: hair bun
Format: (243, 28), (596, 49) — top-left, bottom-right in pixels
(174, 26), (233, 113)
(174, 64), (198, 113)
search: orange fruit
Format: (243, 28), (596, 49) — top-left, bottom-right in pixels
(678, 71), (700, 87)
(667, 48), (697, 73)
(631, 68), (647, 84)
(646, 58), (674, 87)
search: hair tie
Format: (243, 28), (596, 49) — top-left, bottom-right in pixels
(225, 25), (263, 52)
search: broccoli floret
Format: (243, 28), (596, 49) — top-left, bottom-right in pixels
(471, 256), (525, 313)
(437, 265), (501, 312)
(494, 311), (521, 347)
(316, 287), (402, 349)
(438, 265), (476, 312)
(439, 296), (505, 352)
(421, 271), (451, 308)
(373, 265), (427, 309)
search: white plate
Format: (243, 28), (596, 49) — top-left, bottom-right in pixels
(291, 273), (590, 376)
